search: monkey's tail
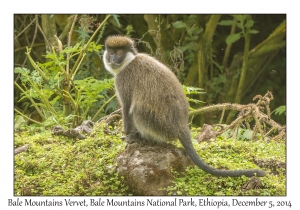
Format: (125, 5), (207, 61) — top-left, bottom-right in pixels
(179, 131), (267, 177)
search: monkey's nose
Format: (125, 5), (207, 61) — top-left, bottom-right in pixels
(110, 55), (117, 63)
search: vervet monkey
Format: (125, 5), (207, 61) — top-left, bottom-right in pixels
(103, 35), (266, 177)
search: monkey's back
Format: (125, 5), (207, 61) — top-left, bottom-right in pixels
(115, 53), (190, 142)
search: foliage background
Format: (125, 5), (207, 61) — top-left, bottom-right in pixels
(14, 14), (286, 128)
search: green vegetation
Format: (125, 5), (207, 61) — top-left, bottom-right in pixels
(14, 125), (285, 196)
(14, 124), (127, 196)
(14, 14), (286, 127)
(14, 15), (116, 130)
(167, 132), (286, 196)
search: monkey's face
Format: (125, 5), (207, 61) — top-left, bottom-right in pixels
(105, 48), (127, 69)
(103, 38), (136, 76)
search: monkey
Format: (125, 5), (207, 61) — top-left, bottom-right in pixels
(103, 35), (266, 177)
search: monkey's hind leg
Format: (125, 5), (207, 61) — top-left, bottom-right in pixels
(125, 131), (168, 148)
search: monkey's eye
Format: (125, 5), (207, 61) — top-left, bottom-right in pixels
(117, 50), (123, 57)
(109, 50), (114, 55)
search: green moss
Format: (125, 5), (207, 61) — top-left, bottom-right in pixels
(14, 124), (127, 196)
(168, 135), (286, 196)
(14, 125), (285, 196)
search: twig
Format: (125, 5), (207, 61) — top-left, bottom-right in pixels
(96, 108), (122, 135)
(14, 108), (42, 125)
(14, 144), (29, 156)
(97, 108), (122, 123)
(66, 15), (78, 75)
(36, 22), (50, 49)
(14, 18), (36, 40)
(190, 92), (285, 140)
(70, 14), (111, 76)
(92, 94), (116, 121)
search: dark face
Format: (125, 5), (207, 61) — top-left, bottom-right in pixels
(105, 47), (127, 69)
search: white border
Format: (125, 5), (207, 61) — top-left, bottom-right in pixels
(2, 1), (298, 209)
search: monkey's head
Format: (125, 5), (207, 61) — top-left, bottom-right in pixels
(103, 35), (138, 75)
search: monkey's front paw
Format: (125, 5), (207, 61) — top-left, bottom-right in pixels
(124, 132), (140, 144)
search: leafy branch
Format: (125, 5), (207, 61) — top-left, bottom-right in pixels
(14, 15), (114, 128)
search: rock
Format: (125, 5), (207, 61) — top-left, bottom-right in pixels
(196, 124), (216, 143)
(241, 176), (262, 195)
(115, 141), (194, 195)
(242, 176), (262, 191)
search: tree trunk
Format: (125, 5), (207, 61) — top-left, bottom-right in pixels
(41, 15), (57, 51)
(234, 15), (252, 104)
